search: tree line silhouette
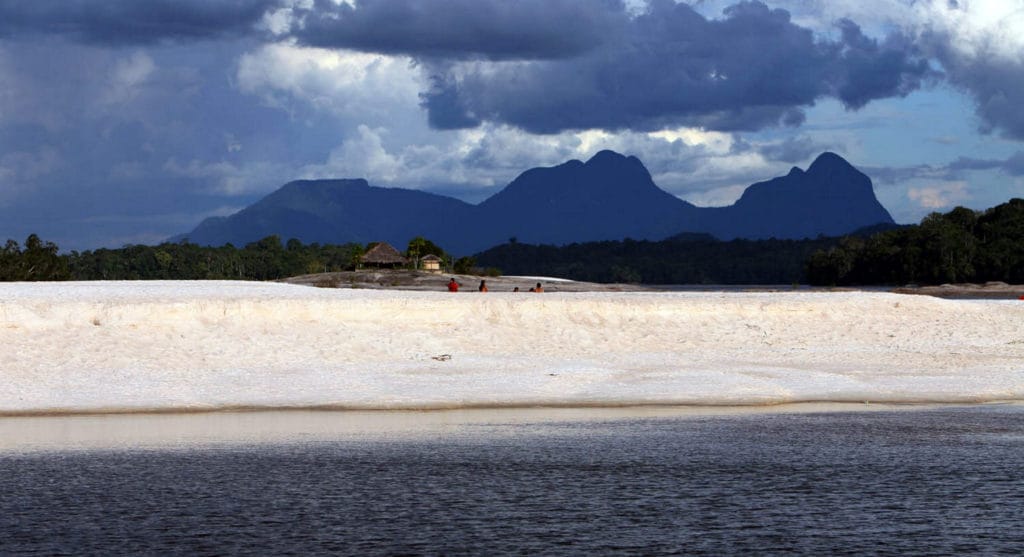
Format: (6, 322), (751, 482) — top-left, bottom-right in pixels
(1, 199), (1022, 285)
(476, 199), (1024, 285)
(806, 198), (1024, 285)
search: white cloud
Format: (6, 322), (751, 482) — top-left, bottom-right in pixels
(304, 125), (402, 182)
(685, 184), (749, 208)
(102, 51), (155, 106)
(293, 120), (798, 209)
(565, 126), (787, 203)
(914, 0), (1024, 61)
(259, 0), (317, 36)
(907, 181), (970, 210)
(236, 42), (423, 124)
(646, 128), (733, 153)
(163, 158), (291, 196)
(299, 124), (542, 187)
(298, 124), (586, 189)
(785, 1), (920, 34)
(691, 1), (1024, 63)
(224, 133), (243, 153)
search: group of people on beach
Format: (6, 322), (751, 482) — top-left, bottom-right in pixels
(447, 278), (543, 293)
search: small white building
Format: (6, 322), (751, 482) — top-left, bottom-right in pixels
(419, 254), (443, 273)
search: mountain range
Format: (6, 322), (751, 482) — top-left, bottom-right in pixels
(178, 150), (895, 255)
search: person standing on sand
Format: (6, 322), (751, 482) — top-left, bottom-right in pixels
(479, 280), (488, 292)
(534, 282), (544, 293)
(447, 278), (460, 292)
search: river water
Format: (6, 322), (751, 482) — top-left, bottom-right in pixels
(2, 405), (1023, 555)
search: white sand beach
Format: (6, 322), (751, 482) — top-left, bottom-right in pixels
(2, 281), (1023, 415)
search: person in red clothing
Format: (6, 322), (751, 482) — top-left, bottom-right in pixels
(478, 280), (488, 292)
(447, 278), (460, 292)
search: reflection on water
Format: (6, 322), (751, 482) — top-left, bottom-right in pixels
(2, 405), (1024, 554)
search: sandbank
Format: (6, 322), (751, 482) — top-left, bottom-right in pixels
(2, 280), (1023, 416)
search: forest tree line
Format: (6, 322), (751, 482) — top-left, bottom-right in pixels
(477, 200), (1024, 286)
(474, 234), (841, 285)
(805, 198), (1024, 285)
(0, 235), (477, 282)
(2, 230), (834, 284)
(2, 198), (1022, 284)
(0, 235), (363, 281)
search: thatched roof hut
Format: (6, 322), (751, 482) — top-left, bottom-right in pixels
(361, 242), (408, 268)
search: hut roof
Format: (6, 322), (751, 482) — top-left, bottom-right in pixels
(361, 242), (408, 265)
(420, 254), (443, 262)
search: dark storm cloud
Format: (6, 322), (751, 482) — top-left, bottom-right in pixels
(421, 71), (482, 130)
(948, 156), (1004, 173)
(0, 0), (279, 45)
(0, 39), (316, 250)
(293, 0), (625, 60)
(950, 152), (1024, 177)
(865, 151), (1024, 188)
(923, 33), (1024, 141)
(1006, 152), (1024, 176)
(827, 19), (933, 110)
(406, 1), (934, 133)
(759, 136), (833, 164)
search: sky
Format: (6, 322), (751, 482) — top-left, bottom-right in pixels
(2, 0), (1024, 250)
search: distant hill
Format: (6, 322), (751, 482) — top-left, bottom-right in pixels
(692, 152), (895, 239)
(177, 151), (895, 254)
(180, 178), (473, 249)
(472, 150), (702, 247)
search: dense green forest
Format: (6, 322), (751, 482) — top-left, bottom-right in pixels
(474, 234), (842, 285)
(0, 235), (363, 281)
(0, 234), (69, 281)
(806, 198), (1024, 285)
(2, 199), (1022, 285)
(0, 235), (476, 282)
(0, 230), (840, 284)
(477, 200), (1024, 286)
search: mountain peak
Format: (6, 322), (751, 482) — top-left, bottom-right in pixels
(808, 151), (855, 174)
(274, 178), (369, 196)
(178, 150), (895, 252)
(727, 151), (893, 239)
(584, 150), (648, 172)
(582, 149), (651, 182)
(485, 149), (658, 203)
(586, 149), (630, 165)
